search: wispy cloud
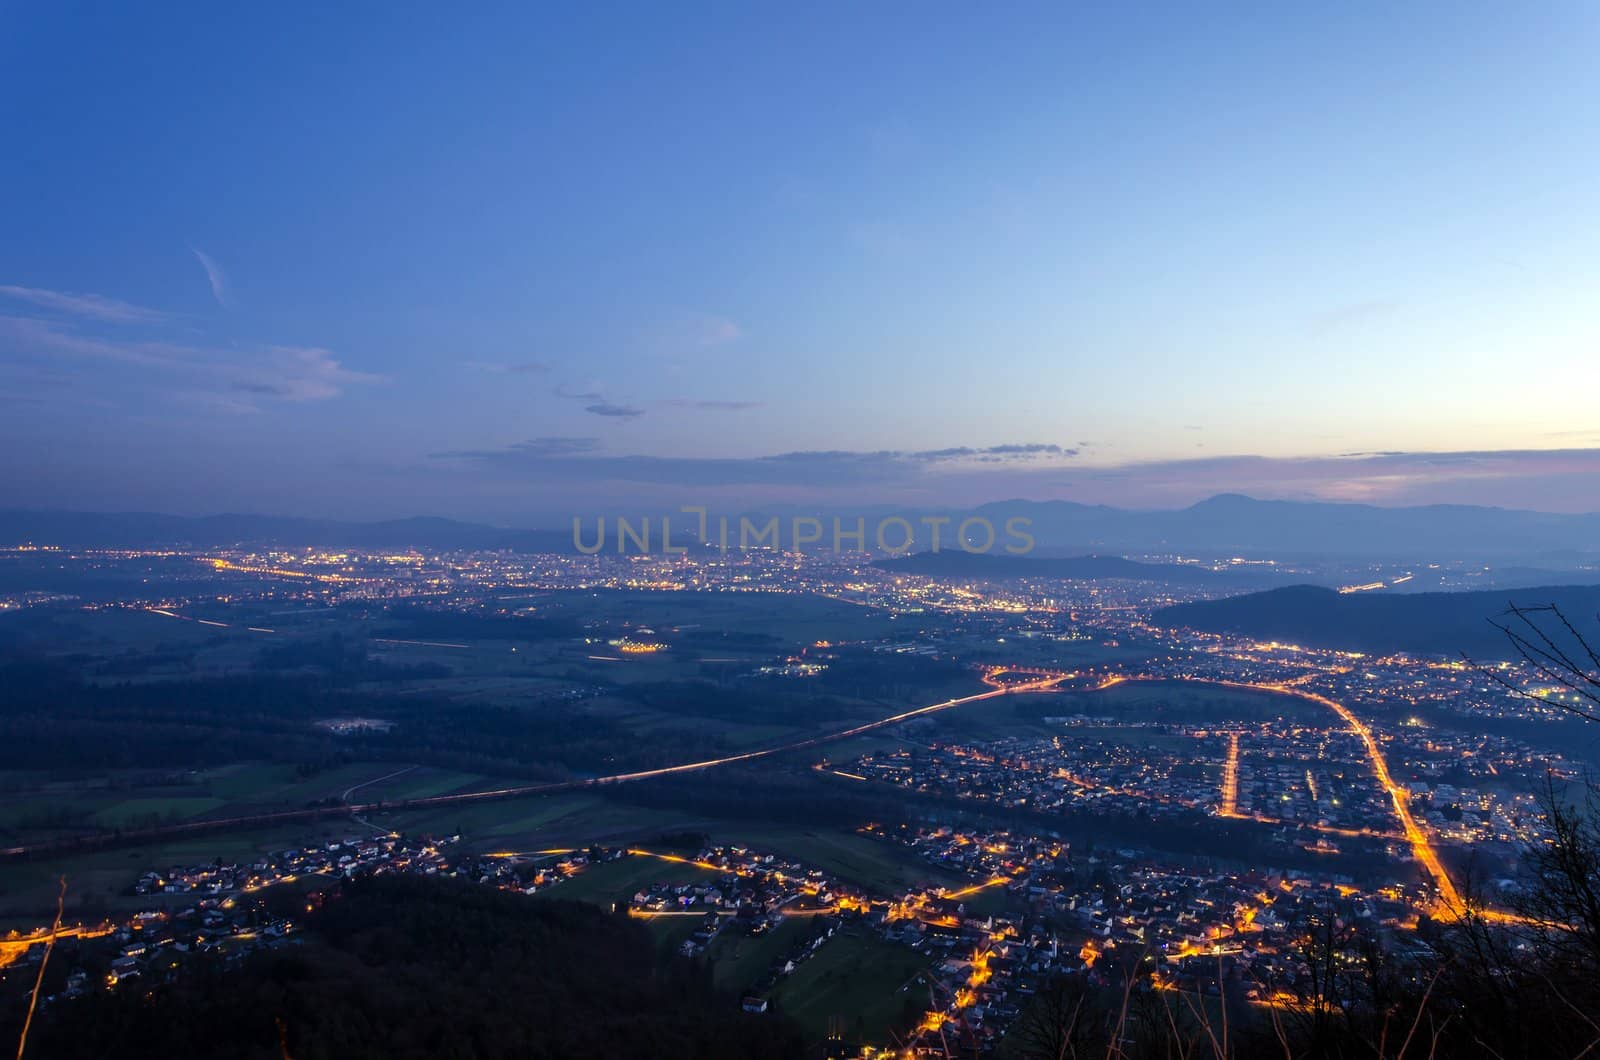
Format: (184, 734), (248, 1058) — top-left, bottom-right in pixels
(584, 402), (644, 419)
(232, 345), (383, 402)
(433, 440), (1075, 487)
(1027, 448), (1600, 512)
(918, 443), (1076, 460)
(427, 441), (1600, 513)
(551, 381), (645, 418)
(0, 285), (167, 324)
(0, 314), (379, 411)
(434, 436), (603, 459)
(555, 384), (605, 401)
(190, 247), (232, 307)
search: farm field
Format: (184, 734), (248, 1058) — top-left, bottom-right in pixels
(769, 928), (931, 1044)
(532, 851), (719, 909)
(381, 791), (703, 849)
(0, 818), (364, 926)
(707, 916), (816, 993)
(719, 827), (963, 897)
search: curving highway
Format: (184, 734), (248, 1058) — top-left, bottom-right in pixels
(0, 667), (1473, 921)
(0, 670), (1065, 860)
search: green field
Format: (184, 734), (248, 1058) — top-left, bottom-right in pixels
(582, 697), (821, 752)
(351, 767), (491, 802)
(0, 760), (521, 858)
(707, 916), (816, 993)
(203, 761), (494, 816)
(533, 851), (720, 909)
(722, 827), (962, 897)
(952, 633), (1149, 670)
(769, 928), (931, 1043)
(0, 818), (365, 926)
(383, 790), (702, 848)
(641, 913), (709, 954)
(0, 762), (393, 847)
(1036, 679), (1328, 723)
(89, 797), (226, 828)
(544, 590), (906, 648)
(930, 679), (1330, 742)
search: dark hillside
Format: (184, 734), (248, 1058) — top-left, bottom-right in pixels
(17, 874), (803, 1060)
(1155, 583), (1600, 658)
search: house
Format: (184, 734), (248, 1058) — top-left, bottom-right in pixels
(109, 956), (141, 984)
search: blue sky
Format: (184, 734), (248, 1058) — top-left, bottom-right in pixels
(3, 3), (1599, 520)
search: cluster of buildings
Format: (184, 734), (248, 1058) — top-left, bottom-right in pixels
(498, 825), (1435, 1053)
(2, 777), (1535, 1060)
(860, 822), (1435, 1050)
(99, 900), (297, 991)
(6, 537), (1590, 1055)
(837, 724), (1394, 841)
(133, 832), (454, 897)
(854, 734), (1216, 819)
(15, 833), (457, 1006)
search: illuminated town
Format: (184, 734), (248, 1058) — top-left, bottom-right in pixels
(0, 538), (1586, 1056)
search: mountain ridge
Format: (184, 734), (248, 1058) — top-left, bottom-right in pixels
(4, 494), (1599, 561)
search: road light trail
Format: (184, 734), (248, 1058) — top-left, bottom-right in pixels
(1219, 732), (1241, 818)
(0, 671), (1066, 860)
(1279, 684), (1464, 913)
(0, 923), (116, 970)
(1190, 677), (1464, 914)
(943, 875), (1009, 901)
(341, 765), (418, 805)
(578, 670), (1065, 788)
(0, 664), (1467, 920)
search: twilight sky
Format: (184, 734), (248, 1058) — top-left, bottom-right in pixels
(3, 3), (1599, 523)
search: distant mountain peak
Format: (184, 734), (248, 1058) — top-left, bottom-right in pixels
(1187, 493), (1259, 510)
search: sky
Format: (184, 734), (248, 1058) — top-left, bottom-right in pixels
(3, 3), (1599, 523)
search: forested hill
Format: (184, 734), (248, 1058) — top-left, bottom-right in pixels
(1154, 584), (1600, 659)
(16, 874), (804, 1060)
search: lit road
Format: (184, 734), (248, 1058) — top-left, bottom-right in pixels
(0, 670), (1065, 860)
(341, 765), (417, 805)
(1272, 683), (1465, 913)
(1219, 732), (1241, 818)
(582, 669), (1065, 788)
(341, 764), (418, 829)
(0, 667), (1470, 920)
(1170, 677), (1465, 913)
(0, 922), (115, 970)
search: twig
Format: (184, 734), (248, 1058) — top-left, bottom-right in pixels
(16, 876), (67, 1060)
